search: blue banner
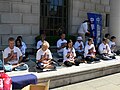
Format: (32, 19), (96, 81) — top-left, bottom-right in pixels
(87, 13), (102, 46)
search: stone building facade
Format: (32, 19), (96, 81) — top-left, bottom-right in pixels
(70, 0), (110, 35)
(0, 0), (110, 49)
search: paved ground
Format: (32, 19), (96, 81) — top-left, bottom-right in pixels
(51, 73), (120, 90)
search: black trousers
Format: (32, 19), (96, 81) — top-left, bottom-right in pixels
(64, 59), (80, 67)
(76, 51), (84, 59)
(85, 56), (100, 63)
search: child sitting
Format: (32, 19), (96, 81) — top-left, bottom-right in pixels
(63, 40), (80, 67)
(84, 38), (100, 63)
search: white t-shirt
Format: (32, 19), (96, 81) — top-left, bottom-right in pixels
(74, 41), (84, 52)
(109, 41), (116, 52)
(98, 43), (111, 54)
(19, 46), (26, 57)
(78, 22), (88, 34)
(3, 46), (22, 65)
(63, 47), (76, 62)
(36, 40), (43, 49)
(84, 44), (96, 57)
(36, 48), (52, 61)
(22, 42), (27, 50)
(109, 41), (116, 48)
(57, 39), (67, 53)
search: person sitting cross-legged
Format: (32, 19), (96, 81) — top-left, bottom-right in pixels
(84, 38), (100, 63)
(63, 40), (80, 67)
(98, 38), (116, 60)
(57, 33), (67, 57)
(36, 34), (46, 50)
(74, 36), (84, 58)
(36, 41), (56, 70)
(109, 36), (120, 55)
(3, 37), (28, 71)
(3, 37), (23, 65)
(15, 38), (29, 62)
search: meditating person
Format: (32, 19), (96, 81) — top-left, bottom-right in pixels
(84, 38), (100, 63)
(17, 36), (27, 50)
(109, 36), (120, 55)
(3, 37), (23, 65)
(105, 33), (110, 44)
(74, 36), (84, 58)
(36, 34), (46, 50)
(98, 38), (115, 60)
(15, 38), (29, 61)
(63, 40), (80, 67)
(36, 41), (55, 70)
(57, 33), (67, 57)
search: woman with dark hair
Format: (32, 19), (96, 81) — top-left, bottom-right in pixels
(15, 39), (28, 61)
(63, 40), (80, 67)
(84, 38), (100, 63)
(17, 36), (27, 50)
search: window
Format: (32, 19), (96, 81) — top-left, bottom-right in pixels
(40, 0), (68, 36)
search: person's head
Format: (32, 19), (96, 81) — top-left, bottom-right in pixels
(15, 39), (22, 47)
(60, 33), (65, 40)
(105, 33), (110, 39)
(102, 38), (108, 45)
(77, 36), (82, 42)
(41, 41), (50, 51)
(83, 20), (91, 25)
(66, 40), (73, 49)
(111, 36), (116, 42)
(8, 37), (15, 49)
(41, 34), (46, 41)
(88, 38), (93, 45)
(17, 36), (23, 41)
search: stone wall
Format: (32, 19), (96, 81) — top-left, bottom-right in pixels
(0, 0), (40, 49)
(0, 0), (110, 49)
(70, 0), (110, 35)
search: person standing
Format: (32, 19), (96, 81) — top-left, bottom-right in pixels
(78, 20), (91, 42)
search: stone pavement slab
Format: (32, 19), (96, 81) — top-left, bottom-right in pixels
(51, 73), (120, 90)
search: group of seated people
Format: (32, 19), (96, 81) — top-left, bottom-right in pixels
(36, 33), (119, 68)
(3, 36), (28, 71)
(2, 33), (119, 72)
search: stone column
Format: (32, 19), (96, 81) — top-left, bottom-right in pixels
(110, 0), (120, 45)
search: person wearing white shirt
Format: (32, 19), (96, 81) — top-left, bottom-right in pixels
(36, 41), (55, 69)
(109, 36), (116, 53)
(99, 38), (111, 55)
(99, 38), (115, 60)
(17, 36), (27, 50)
(3, 37), (23, 65)
(36, 34), (46, 50)
(15, 38), (29, 62)
(84, 38), (99, 63)
(105, 33), (110, 44)
(74, 36), (84, 58)
(63, 40), (80, 67)
(57, 33), (67, 57)
(78, 20), (90, 42)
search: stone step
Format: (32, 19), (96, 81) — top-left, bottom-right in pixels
(7, 56), (120, 89)
(35, 56), (120, 88)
